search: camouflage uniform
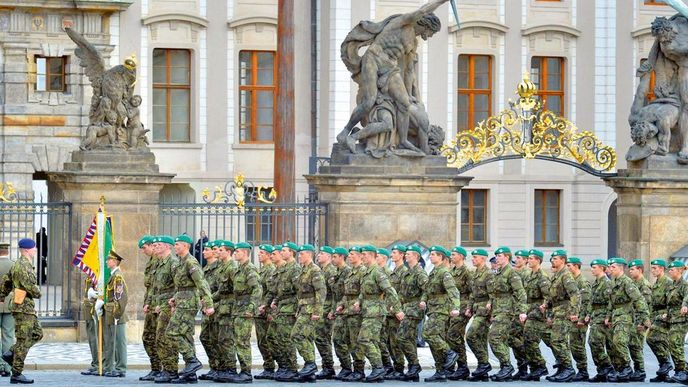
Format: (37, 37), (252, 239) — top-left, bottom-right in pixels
(487, 265), (527, 368)
(667, 276), (688, 374)
(82, 278), (99, 371)
(255, 262), (276, 372)
(570, 272), (590, 373)
(330, 264), (353, 371)
(646, 273), (672, 369)
(509, 268), (529, 372)
(422, 264), (461, 371)
(232, 259), (262, 373)
(397, 263), (428, 369)
(267, 260), (301, 372)
(338, 265), (366, 375)
(386, 263), (407, 374)
(607, 274), (650, 371)
(153, 253), (179, 374)
(523, 268), (550, 371)
(446, 264), (471, 368)
(291, 262), (325, 368)
(465, 265), (493, 366)
(546, 267), (580, 369)
(199, 260), (221, 373)
(214, 259), (238, 373)
(314, 262), (337, 371)
(629, 275), (651, 372)
(588, 275), (613, 373)
(142, 255), (160, 373)
(103, 266), (128, 374)
(376, 265), (393, 370)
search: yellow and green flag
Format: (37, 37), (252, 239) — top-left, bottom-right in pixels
(72, 207), (114, 300)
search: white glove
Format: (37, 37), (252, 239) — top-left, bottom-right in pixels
(95, 299), (104, 318)
(87, 288), (97, 301)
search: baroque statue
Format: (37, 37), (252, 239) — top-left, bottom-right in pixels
(335, 0), (452, 159)
(66, 28), (149, 151)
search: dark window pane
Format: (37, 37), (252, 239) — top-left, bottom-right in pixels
(474, 94), (489, 112)
(472, 225), (484, 242)
(458, 55), (469, 72)
(534, 224), (543, 242)
(546, 191), (559, 206)
(153, 49), (166, 66)
(461, 207), (469, 223)
(257, 126), (272, 141)
(473, 190), (485, 206)
(48, 58), (63, 75)
(547, 57), (561, 74)
(171, 67), (189, 84)
(546, 225), (558, 243)
(170, 50), (189, 68)
(546, 96), (561, 115)
(530, 57), (542, 89)
(257, 90), (273, 108)
(153, 65), (166, 84)
(461, 224), (469, 239)
(461, 190), (468, 204)
(547, 71), (561, 91)
(257, 108), (273, 126)
(473, 207), (484, 224)
(474, 110), (488, 125)
(49, 75), (63, 91)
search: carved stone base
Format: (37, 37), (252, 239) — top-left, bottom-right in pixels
(627, 153), (688, 170)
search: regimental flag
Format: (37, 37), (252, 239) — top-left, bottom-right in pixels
(72, 207), (114, 300)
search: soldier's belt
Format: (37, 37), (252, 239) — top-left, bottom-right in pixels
(527, 298), (544, 304)
(403, 297), (421, 303)
(551, 300), (570, 308)
(361, 294), (383, 300)
(297, 293), (315, 300)
(473, 296), (489, 302)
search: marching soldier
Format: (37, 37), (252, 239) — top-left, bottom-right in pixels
(605, 257), (650, 383)
(102, 250), (128, 377)
(254, 244), (276, 380)
(588, 259), (614, 382)
(646, 259), (674, 382)
(199, 241), (222, 381)
(397, 245), (427, 382)
(271, 242), (302, 382)
(465, 248), (493, 381)
(138, 235), (160, 381)
(0, 243), (13, 378)
(627, 259), (652, 381)
(487, 246), (527, 382)
(566, 256), (591, 381)
(384, 246), (407, 380)
(314, 246), (337, 379)
(79, 276), (99, 377)
(213, 240), (238, 382)
(446, 246), (471, 381)
(666, 260), (688, 384)
(522, 249), (551, 381)
(510, 250), (530, 380)
(330, 247), (353, 380)
(421, 246), (461, 382)
(336, 246), (366, 382)
(374, 248), (394, 376)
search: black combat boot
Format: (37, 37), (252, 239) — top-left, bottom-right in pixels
(343, 370), (365, 382)
(571, 368), (589, 382)
(447, 364), (470, 381)
(227, 371), (253, 384)
(467, 363), (491, 381)
(608, 366), (632, 383)
(551, 366), (575, 382)
(214, 369), (237, 382)
(424, 370), (447, 382)
(442, 350), (459, 371)
(315, 367), (335, 380)
(650, 373), (668, 383)
(274, 369), (299, 382)
(491, 364), (514, 382)
(384, 369), (405, 381)
(334, 368), (352, 380)
(9, 373), (33, 384)
(365, 367), (386, 382)
(629, 368), (646, 382)
(527, 366), (549, 381)
(513, 364), (529, 381)
(298, 362), (318, 378)
(658, 361), (674, 376)
(403, 364), (421, 382)
(179, 357), (202, 377)
(672, 370), (688, 384)
(253, 368), (274, 380)
(80, 368), (99, 376)
(198, 369), (217, 380)
(154, 370), (174, 384)
(589, 365), (612, 383)
(170, 372), (197, 384)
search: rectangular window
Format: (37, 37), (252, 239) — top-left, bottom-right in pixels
(239, 50), (277, 143)
(36, 56), (66, 92)
(534, 189), (561, 246)
(152, 48), (191, 142)
(458, 55), (492, 131)
(461, 189), (488, 244)
(530, 56), (565, 116)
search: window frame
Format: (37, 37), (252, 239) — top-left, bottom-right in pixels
(530, 56), (565, 117)
(152, 48), (192, 143)
(461, 189), (488, 245)
(238, 50), (278, 144)
(457, 54), (493, 132)
(534, 189), (561, 247)
(35, 56), (67, 92)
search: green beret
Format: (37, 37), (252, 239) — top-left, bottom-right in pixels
(349, 246), (362, 253)
(407, 245), (422, 255)
(282, 242), (298, 252)
(376, 248), (390, 257)
(551, 249), (567, 258)
(391, 244), (407, 253)
(650, 259), (667, 268)
(320, 246), (334, 254)
(138, 235), (154, 248)
(217, 240), (235, 249)
(494, 246), (511, 255)
(451, 246), (467, 256)
(529, 249), (544, 259)
(669, 261), (685, 269)
(608, 257), (627, 266)
(514, 249), (529, 257)
(590, 259), (608, 267)
(628, 259), (644, 269)
(334, 247), (349, 256)
(568, 257), (582, 265)
(175, 234), (193, 245)
(361, 244), (377, 252)
(235, 242), (252, 250)
(204, 241), (215, 249)
(429, 245), (450, 258)
(258, 244), (273, 253)
(471, 248), (488, 257)
(158, 235), (175, 246)
(298, 244), (315, 252)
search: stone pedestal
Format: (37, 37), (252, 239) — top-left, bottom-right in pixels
(604, 155), (688, 261)
(305, 151), (471, 248)
(48, 149), (173, 343)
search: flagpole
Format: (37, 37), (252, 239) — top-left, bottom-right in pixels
(97, 196), (106, 376)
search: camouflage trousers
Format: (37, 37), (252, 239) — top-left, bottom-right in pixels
(524, 318), (549, 369)
(254, 317), (275, 371)
(466, 315), (490, 364)
(669, 321), (688, 371)
(608, 316), (633, 370)
(234, 316), (254, 372)
(167, 308), (196, 361)
(489, 314), (520, 366)
(217, 313), (238, 371)
(142, 311), (160, 371)
(11, 313), (42, 374)
(398, 316), (421, 366)
(509, 318), (527, 368)
(291, 312), (316, 364)
(570, 322), (589, 372)
(346, 315), (365, 372)
(314, 314), (334, 369)
(446, 314), (469, 367)
(377, 317), (391, 368)
(199, 315), (219, 370)
(588, 321), (612, 370)
(332, 315), (352, 370)
(268, 314), (297, 371)
(629, 323), (647, 371)
(549, 312), (572, 368)
(358, 316), (384, 368)
(155, 306), (178, 372)
(646, 321), (670, 364)
(423, 313), (450, 370)
(386, 316), (405, 371)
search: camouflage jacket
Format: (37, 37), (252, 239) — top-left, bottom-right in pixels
(143, 256), (159, 307)
(296, 263), (326, 316)
(667, 277), (688, 324)
(607, 274), (649, 324)
(173, 253), (214, 310)
(213, 259), (238, 317)
(590, 275), (611, 324)
(650, 274), (672, 323)
(272, 260), (301, 316)
(256, 263), (275, 319)
(153, 254), (179, 311)
(338, 264), (365, 316)
(422, 265), (461, 315)
(451, 264), (472, 314)
(488, 264), (527, 316)
(104, 267), (128, 325)
(233, 260), (262, 317)
(633, 276), (652, 324)
(1, 255), (41, 315)
(468, 265), (492, 317)
(0, 257), (14, 314)
(359, 264), (401, 318)
(573, 272), (591, 320)
(203, 260), (222, 295)
(524, 268), (550, 321)
(546, 268), (580, 318)
(388, 264), (407, 314)
(399, 263), (428, 319)
(320, 263), (337, 316)
(329, 264), (352, 315)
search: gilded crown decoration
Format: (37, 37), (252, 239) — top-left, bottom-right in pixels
(0, 182), (17, 203)
(202, 174), (277, 208)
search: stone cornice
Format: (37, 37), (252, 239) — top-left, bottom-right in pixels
(631, 26), (652, 39)
(522, 24), (581, 38)
(142, 12), (208, 28)
(227, 16), (277, 29)
(449, 20), (509, 34)
(0, 0), (134, 11)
